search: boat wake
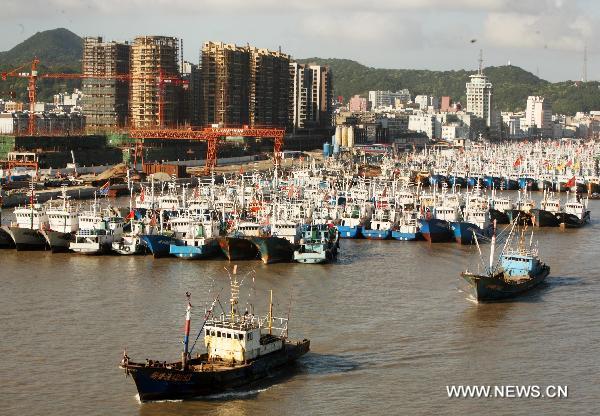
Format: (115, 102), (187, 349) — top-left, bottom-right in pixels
(202, 387), (270, 400)
(135, 394), (182, 404)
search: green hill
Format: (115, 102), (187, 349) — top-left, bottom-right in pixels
(298, 58), (600, 115)
(0, 28), (82, 102)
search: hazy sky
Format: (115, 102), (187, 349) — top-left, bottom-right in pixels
(1, 0), (598, 82)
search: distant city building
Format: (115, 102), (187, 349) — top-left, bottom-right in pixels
(53, 89), (83, 113)
(440, 96), (452, 112)
(524, 96), (552, 137)
(289, 63), (332, 130)
(3, 101), (24, 113)
(348, 95), (368, 112)
(414, 95), (439, 111)
(181, 61), (201, 126)
(368, 90), (410, 109)
(81, 36), (131, 130)
(408, 113), (437, 139)
(466, 68), (493, 128)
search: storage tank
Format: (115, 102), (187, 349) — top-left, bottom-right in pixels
(323, 142), (331, 158)
(335, 126), (342, 146)
(333, 143), (340, 155)
(347, 125), (355, 148)
(342, 126), (349, 147)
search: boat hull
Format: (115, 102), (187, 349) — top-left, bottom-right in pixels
(250, 236), (294, 264)
(125, 340), (310, 402)
(362, 229), (391, 240)
(169, 238), (221, 260)
(140, 234), (176, 258)
(489, 208), (510, 224)
(5, 226), (48, 250)
(41, 230), (74, 252)
(418, 218), (453, 243)
(462, 265), (550, 302)
(450, 221), (482, 245)
(529, 209), (560, 227)
(0, 227), (15, 248)
(219, 237), (260, 261)
(336, 225), (362, 239)
(390, 230), (423, 241)
(555, 211), (591, 228)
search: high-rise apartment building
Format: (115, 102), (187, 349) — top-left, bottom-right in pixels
(249, 47), (290, 128)
(81, 37), (131, 130)
(200, 41), (250, 127)
(466, 68), (493, 127)
(525, 96), (552, 137)
(130, 36), (180, 128)
(289, 63), (333, 130)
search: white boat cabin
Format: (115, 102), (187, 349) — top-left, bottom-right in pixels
(204, 316), (283, 363)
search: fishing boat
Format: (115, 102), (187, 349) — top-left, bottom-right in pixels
(294, 224), (339, 264)
(169, 216), (221, 260)
(529, 190), (561, 227)
(70, 209), (125, 254)
(391, 211), (422, 241)
(362, 207), (395, 240)
(250, 236), (295, 264)
(42, 188), (79, 252)
(555, 193), (590, 228)
(120, 270), (310, 401)
(461, 223), (550, 302)
(5, 203), (49, 251)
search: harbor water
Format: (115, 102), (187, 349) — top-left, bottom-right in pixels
(2, 201), (599, 415)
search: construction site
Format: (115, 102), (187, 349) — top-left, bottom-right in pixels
(0, 35), (334, 183)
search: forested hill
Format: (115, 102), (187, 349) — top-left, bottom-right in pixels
(298, 58), (600, 115)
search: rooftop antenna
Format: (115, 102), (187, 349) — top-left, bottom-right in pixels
(478, 49), (484, 74)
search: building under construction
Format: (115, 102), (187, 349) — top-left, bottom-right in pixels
(200, 41), (250, 127)
(81, 37), (131, 131)
(289, 63), (333, 131)
(130, 36), (180, 128)
(249, 47), (290, 128)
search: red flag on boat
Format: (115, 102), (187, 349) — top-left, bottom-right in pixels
(139, 187), (145, 202)
(126, 210), (135, 220)
(513, 157), (521, 168)
(565, 176), (576, 188)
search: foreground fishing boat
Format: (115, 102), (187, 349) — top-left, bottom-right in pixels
(461, 223), (550, 302)
(120, 269), (310, 402)
(294, 224), (339, 264)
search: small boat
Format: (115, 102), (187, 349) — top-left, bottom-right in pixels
(120, 271), (310, 401)
(391, 211), (422, 241)
(461, 223), (550, 302)
(294, 224), (339, 264)
(169, 217), (222, 260)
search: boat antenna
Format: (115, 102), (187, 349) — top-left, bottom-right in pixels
(182, 292), (192, 370)
(488, 219), (496, 273)
(189, 287), (223, 355)
(268, 289), (274, 335)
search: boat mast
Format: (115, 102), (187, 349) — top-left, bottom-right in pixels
(182, 292), (192, 370)
(488, 219), (496, 273)
(268, 289), (273, 335)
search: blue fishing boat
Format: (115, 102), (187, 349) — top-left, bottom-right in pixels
(391, 212), (422, 241)
(418, 217), (453, 243)
(450, 221), (483, 245)
(141, 233), (176, 257)
(461, 224), (550, 302)
(170, 238), (220, 259)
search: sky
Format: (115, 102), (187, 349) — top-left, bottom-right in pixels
(1, 0), (599, 82)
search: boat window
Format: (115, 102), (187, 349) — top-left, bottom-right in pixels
(210, 330), (215, 336)
(248, 332), (253, 340)
(239, 334), (244, 340)
(206, 329), (210, 336)
(226, 333), (231, 339)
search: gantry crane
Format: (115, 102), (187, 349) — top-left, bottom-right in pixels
(129, 126), (286, 173)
